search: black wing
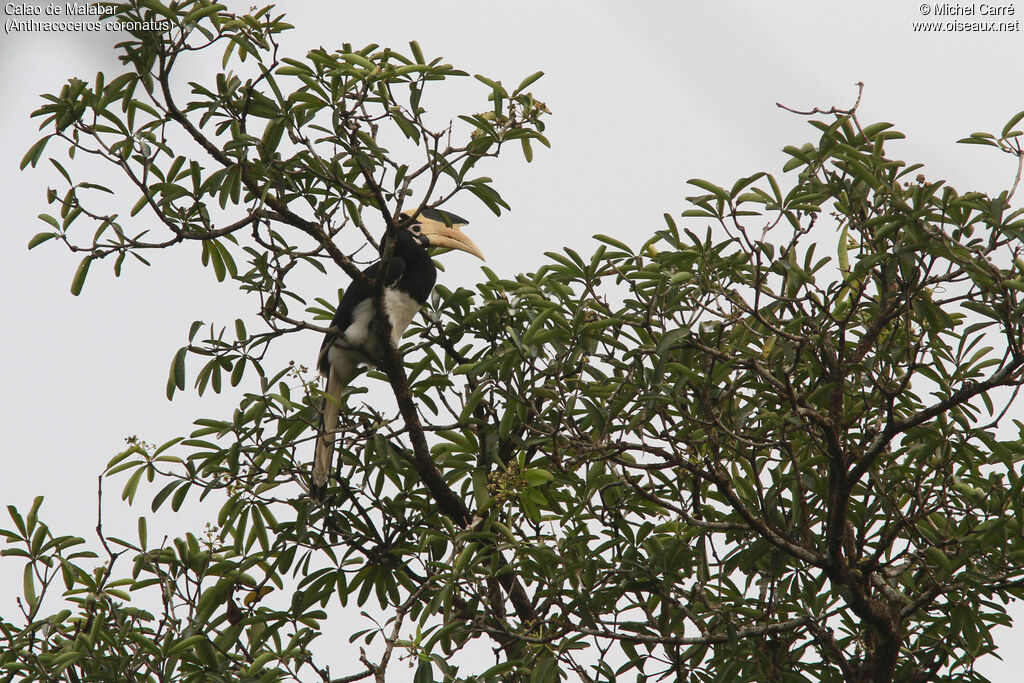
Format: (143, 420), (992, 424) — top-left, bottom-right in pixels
(317, 256), (407, 375)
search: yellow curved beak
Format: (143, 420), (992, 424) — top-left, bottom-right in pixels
(401, 208), (486, 261)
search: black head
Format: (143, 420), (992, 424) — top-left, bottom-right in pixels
(395, 208), (484, 260)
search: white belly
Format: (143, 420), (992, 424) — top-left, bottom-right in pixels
(382, 288), (422, 346)
(327, 290), (421, 370)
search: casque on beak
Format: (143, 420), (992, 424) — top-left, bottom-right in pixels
(402, 208), (486, 261)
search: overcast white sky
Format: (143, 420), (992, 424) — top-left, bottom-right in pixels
(2, 1), (1022, 679)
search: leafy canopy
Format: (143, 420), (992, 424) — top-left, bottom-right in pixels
(7, 2), (1024, 682)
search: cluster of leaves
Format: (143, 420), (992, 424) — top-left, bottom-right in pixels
(410, 105), (1024, 681)
(11, 0), (550, 681)
(22, 0), (548, 378)
(7, 1), (1024, 682)
(1, 488), (316, 682)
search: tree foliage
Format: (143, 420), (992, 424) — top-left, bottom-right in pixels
(7, 2), (1024, 682)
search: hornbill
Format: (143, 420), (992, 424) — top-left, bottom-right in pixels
(311, 208), (484, 491)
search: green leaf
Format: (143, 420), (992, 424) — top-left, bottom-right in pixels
(262, 117), (286, 154)
(837, 225), (850, 274)
(70, 256), (91, 296)
(687, 178), (729, 200)
(246, 652), (278, 676)
(514, 70), (544, 95)
(523, 468), (553, 487)
(531, 655), (558, 683)
(130, 193), (149, 217)
(209, 241), (227, 281)
(121, 467), (144, 504)
(167, 347), (188, 399)
(20, 136), (50, 170)
(183, 4), (225, 25)
(474, 74), (508, 97)
(37, 213), (61, 230)
(409, 40), (425, 64)
(593, 233), (633, 254)
(341, 52), (375, 69)
(414, 660), (434, 683)
(23, 564), (37, 610)
(27, 232), (57, 250)
(1002, 110), (1024, 138)
(669, 271), (694, 286)
(138, 0), (176, 20)
(521, 137), (533, 162)
(860, 121), (895, 139)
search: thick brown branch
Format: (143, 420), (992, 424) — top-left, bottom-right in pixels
(372, 297), (536, 627)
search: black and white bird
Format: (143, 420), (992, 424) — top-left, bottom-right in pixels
(312, 208), (484, 491)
